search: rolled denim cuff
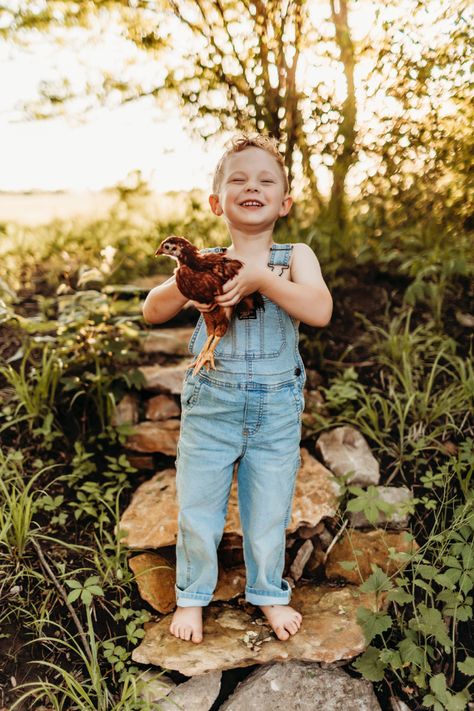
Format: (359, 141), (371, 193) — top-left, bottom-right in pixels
(175, 585), (212, 607)
(245, 583), (291, 606)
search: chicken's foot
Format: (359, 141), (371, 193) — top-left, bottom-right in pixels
(192, 335), (222, 376)
(186, 334), (214, 372)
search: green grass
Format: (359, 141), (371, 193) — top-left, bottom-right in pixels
(0, 204), (472, 709)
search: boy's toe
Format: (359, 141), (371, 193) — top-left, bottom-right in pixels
(183, 627), (192, 641)
(276, 626), (290, 641)
(191, 631), (203, 644)
(288, 620), (299, 635)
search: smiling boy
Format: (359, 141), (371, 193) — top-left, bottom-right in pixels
(143, 134), (332, 644)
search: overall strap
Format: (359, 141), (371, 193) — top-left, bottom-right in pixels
(200, 247), (226, 254)
(268, 243), (293, 276)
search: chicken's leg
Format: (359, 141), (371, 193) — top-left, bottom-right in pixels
(188, 306), (231, 376)
(186, 333), (214, 371)
(191, 335), (222, 376)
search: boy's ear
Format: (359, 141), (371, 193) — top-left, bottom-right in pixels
(279, 195), (293, 217)
(209, 194), (223, 216)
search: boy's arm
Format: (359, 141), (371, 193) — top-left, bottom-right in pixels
(215, 243), (333, 327)
(142, 274), (190, 325)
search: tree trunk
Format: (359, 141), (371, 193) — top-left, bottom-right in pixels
(327, 0), (356, 240)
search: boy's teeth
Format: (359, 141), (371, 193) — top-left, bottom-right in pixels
(242, 201), (262, 206)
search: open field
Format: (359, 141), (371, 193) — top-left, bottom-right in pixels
(0, 189), (205, 226)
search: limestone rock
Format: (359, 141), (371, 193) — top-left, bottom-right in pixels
(316, 426), (380, 486)
(119, 468), (181, 548)
(287, 448), (341, 534)
(143, 327), (195, 356)
(214, 566), (247, 602)
(126, 420), (180, 455)
(120, 449), (340, 549)
(325, 529), (418, 584)
(348, 486), (413, 529)
(220, 661), (381, 711)
(297, 522), (325, 539)
(145, 394), (181, 421)
(132, 583), (382, 675)
(130, 552), (246, 612)
(136, 669), (176, 704)
(159, 671), (222, 711)
(290, 540), (314, 581)
(138, 363), (189, 394)
(304, 542), (326, 577)
(129, 553), (176, 614)
(119, 468), (240, 549)
(111, 393), (139, 426)
(171, 675), (222, 710)
(126, 454), (155, 470)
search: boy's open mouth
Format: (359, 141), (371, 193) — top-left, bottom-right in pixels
(240, 200), (264, 207)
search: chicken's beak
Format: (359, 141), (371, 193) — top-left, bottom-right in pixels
(154, 245), (164, 257)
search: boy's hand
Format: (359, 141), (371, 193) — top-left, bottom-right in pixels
(214, 263), (267, 307)
(188, 300), (215, 313)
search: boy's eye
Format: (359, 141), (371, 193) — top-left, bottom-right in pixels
(262, 180), (275, 184)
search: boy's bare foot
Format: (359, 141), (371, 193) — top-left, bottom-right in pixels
(259, 604), (302, 641)
(169, 606), (203, 643)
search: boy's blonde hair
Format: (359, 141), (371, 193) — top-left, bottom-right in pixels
(212, 133), (289, 194)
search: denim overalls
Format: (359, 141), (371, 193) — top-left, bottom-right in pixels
(175, 243), (306, 607)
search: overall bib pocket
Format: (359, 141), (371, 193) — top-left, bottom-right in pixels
(188, 299), (287, 361)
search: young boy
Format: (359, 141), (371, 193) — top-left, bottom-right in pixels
(142, 134), (332, 644)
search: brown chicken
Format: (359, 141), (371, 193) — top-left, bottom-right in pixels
(155, 235), (263, 375)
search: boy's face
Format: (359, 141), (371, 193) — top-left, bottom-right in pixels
(209, 147), (292, 232)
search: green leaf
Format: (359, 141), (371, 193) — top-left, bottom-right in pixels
(418, 564), (438, 580)
(352, 646), (386, 681)
(360, 565), (393, 594)
(430, 673), (447, 698)
(410, 605), (452, 651)
(65, 579), (82, 589)
(357, 607), (392, 643)
(388, 587), (412, 605)
(398, 637), (426, 668)
(457, 656), (474, 676)
(67, 588), (81, 603)
(81, 589), (92, 606)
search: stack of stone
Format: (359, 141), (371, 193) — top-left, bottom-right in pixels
(115, 326), (416, 710)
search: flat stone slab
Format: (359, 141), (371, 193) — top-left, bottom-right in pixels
(119, 449), (340, 549)
(220, 661), (381, 711)
(160, 671), (222, 711)
(288, 448), (341, 533)
(131, 583), (381, 675)
(143, 327), (195, 356)
(119, 467), (240, 548)
(129, 552), (246, 613)
(119, 468), (181, 548)
(145, 394), (181, 421)
(138, 363), (189, 394)
(316, 426), (380, 486)
(126, 420), (180, 456)
(111, 393), (139, 426)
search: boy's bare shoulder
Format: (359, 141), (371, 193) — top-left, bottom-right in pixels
(289, 242), (325, 284)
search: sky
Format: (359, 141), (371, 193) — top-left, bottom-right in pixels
(0, 1), (451, 195)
